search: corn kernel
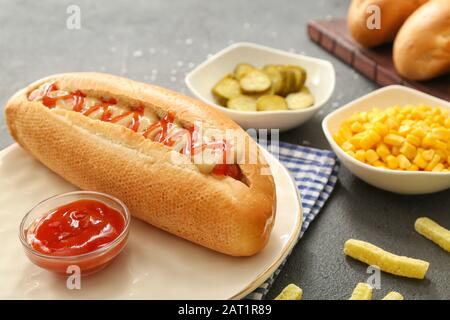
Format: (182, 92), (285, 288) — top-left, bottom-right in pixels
(375, 143), (390, 158)
(350, 121), (364, 133)
(432, 163), (444, 172)
(339, 126), (353, 140)
(432, 108), (441, 115)
(371, 113), (387, 123)
(358, 112), (368, 122)
(432, 128), (450, 141)
(373, 122), (389, 136)
(421, 134), (434, 148)
(434, 139), (447, 150)
(367, 130), (381, 144)
(398, 124), (411, 136)
(333, 133), (345, 146)
(406, 134), (421, 147)
(346, 150), (356, 158)
(422, 149), (435, 161)
(436, 149), (448, 160)
(365, 150), (379, 164)
(386, 155), (399, 169)
(445, 118), (450, 128)
(385, 118), (399, 130)
(391, 146), (401, 156)
(399, 142), (417, 160)
(384, 134), (404, 146)
(397, 155), (411, 169)
(411, 127), (427, 139)
(401, 119), (415, 126)
(373, 161), (386, 168)
(360, 134), (376, 150)
(396, 114), (406, 122)
(407, 164), (419, 171)
(349, 134), (362, 148)
(355, 150), (366, 162)
(400, 106), (412, 114)
(425, 154), (441, 171)
(344, 114), (359, 126)
(411, 109), (425, 120)
(342, 141), (355, 151)
(413, 153), (428, 169)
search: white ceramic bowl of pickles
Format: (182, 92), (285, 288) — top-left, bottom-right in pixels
(185, 42), (335, 131)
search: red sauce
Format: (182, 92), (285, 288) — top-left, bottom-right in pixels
(30, 83), (242, 180)
(72, 90), (86, 112)
(213, 164), (242, 179)
(28, 200), (125, 257)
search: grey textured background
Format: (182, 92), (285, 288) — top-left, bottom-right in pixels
(1, 0), (449, 300)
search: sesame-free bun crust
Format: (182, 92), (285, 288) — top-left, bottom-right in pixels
(393, 0), (450, 81)
(4, 73), (276, 256)
(348, 0), (428, 48)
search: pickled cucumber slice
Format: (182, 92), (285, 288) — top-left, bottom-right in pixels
(256, 95), (288, 111)
(283, 68), (297, 96)
(227, 95), (257, 112)
(286, 87), (315, 110)
(263, 64), (308, 96)
(263, 65), (284, 95)
(286, 65), (306, 92)
(212, 75), (241, 103)
(233, 63), (255, 80)
(276, 67), (288, 96)
(299, 67), (307, 89)
(264, 65), (292, 96)
(240, 69), (271, 93)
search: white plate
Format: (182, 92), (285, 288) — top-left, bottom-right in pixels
(0, 144), (302, 299)
(185, 42), (335, 131)
(323, 85), (450, 194)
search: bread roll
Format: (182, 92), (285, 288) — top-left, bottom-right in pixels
(393, 0), (450, 81)
(348, 0), (428, 48)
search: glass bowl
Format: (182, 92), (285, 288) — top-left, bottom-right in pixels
(19, 191), (131, 276)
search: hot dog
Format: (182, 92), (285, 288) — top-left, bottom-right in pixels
(5, 73), (276, 256)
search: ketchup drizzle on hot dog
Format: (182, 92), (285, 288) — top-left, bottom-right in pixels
(72, 90), (86, 112)
(83, 104), (103, 116)
(30, 82), (241, 180)
(40, 83), (61, 107)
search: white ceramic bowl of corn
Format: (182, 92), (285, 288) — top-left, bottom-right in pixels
(185, 42), (335, 131)
(322, 85), (450, 195)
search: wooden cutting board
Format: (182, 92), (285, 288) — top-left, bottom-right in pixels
(307, 19), (449, 101)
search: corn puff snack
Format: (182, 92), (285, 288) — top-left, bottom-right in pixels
(344, 239), (430, 279)
(415, 217), (450, 253)
(349, 283), (373, 300)
(382, 291), (404, 300)
(275, 284), (303, 300)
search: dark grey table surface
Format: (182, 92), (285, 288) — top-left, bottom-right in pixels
(1, 0), (449, 300)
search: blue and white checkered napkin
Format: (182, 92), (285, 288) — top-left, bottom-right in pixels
(245, 141), (340, 300)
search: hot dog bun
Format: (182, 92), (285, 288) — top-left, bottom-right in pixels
(348, 0), (428, 48)
(4, 73), (276, 256)
(393, 0), (450, 81)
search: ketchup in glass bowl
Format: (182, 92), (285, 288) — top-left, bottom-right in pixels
(19, 191), (130, 275)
